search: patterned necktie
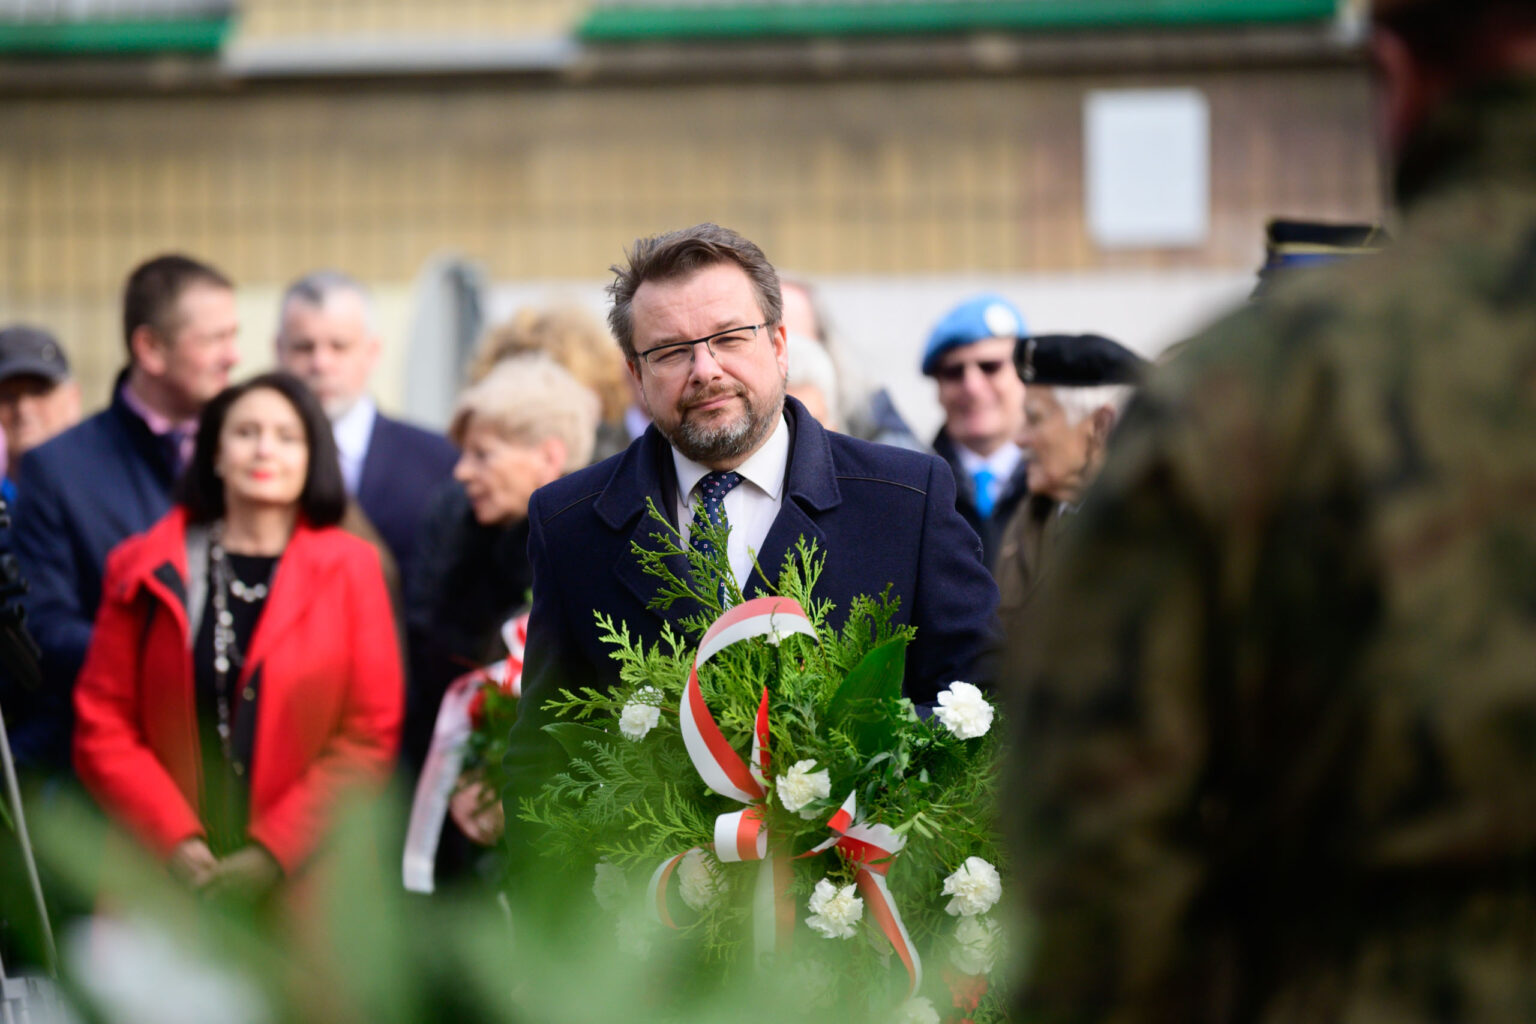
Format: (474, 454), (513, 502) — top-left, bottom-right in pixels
(692, 470), (743, 605)
(972, 467), (996, 520)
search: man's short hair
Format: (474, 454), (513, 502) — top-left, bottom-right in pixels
(122, 254), (233, 359)
(280, 269), (375, 332)
(606, 223), (783, 359)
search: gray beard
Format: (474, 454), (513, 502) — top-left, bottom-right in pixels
(667, 378), (784, 465)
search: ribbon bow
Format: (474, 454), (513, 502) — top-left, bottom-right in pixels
(646, 597), (922, 995)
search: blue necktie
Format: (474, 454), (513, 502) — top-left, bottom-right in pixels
(972, 467), (996, 520)
(692, 471), (743, 606)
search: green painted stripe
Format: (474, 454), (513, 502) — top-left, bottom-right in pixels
(0, 17), (232, 55)
(580, 0), (1339, 41)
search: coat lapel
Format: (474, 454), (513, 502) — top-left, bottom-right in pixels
(746, 400), (840, 596)
(354, 414), (389, 506)
(241, 523), (325, 677)
(594, 427), (701, 623)
(121, 508), (193, 642)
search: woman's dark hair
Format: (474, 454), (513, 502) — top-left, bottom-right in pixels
(177, 371), (347, 528)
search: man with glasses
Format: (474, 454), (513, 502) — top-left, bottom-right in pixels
(502, 223), (998, 874)
(922, 295), (1030, 570)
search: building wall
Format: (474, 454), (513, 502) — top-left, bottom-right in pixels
(0, 64), (1378, 408)
(237, 0), (587, 39)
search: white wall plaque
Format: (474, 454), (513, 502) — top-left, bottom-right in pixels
(1085, 88), (1211, 249)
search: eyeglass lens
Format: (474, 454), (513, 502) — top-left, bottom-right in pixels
(936, 359), (1006, 383)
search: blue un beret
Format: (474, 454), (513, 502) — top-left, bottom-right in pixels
(921, 294), (1027, 376)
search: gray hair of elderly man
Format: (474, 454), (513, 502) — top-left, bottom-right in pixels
(1051, 383), (1137, 428)
(280, 269), (378, 334)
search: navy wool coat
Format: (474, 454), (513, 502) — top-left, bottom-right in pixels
(502, 397), (999, 818)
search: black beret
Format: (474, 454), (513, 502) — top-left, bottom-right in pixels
(1014, 333), (1147, 387)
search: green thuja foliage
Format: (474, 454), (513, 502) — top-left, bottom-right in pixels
(519, 499), (1004, 1009)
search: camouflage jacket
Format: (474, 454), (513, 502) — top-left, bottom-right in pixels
(1011, 79), (1536, 1024)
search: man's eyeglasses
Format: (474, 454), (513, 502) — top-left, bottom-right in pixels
(934, 359), (1008, 384)
(637, 323), (768, 378)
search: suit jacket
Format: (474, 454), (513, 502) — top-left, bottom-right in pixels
(12, 375), (181, 770)
(931, 428), (1031, 572)
(503, 397), (999, 816)
(73, 507), (403, 874)
(355, 413), (458, 590)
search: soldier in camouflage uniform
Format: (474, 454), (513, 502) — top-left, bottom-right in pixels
(1009, 1), (1536, 1021)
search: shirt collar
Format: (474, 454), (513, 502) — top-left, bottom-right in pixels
(331, 395), (378, 463)
(672, 412), (789, 503)
(119, 379), (197, 438)
(954, 440), (1023, 480)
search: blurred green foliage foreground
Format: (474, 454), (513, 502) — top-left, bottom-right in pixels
(2, 785), (1014, 1023)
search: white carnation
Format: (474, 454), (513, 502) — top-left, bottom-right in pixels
(618, 686), (662, 741)
(950, 914), (1003, 976)
(941, 856), (1002, 917)
(894, 996), (941, 1024)
(614, 914), (653, 959)
(592, 860), (628, 912)
(784, 958), (839, 1009)
(776, 759), (831, 817)
(805, 878), (863, 940)
(932, 681), (994, 740)
(676, 849), (722, 911)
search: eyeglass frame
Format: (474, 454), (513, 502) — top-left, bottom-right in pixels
(634, 323), (771, 376)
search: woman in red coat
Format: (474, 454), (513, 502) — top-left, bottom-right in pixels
(74, 371), (403, 899)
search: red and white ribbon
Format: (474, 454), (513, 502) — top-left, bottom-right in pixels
(801, 793), (923, 996)
(402, 611), (528, 893)
(652, 597), (923, 994)
(679, 597), (814, 808)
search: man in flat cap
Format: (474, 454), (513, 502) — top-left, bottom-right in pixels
(921, 294), (1030, 569)
(993, 334), (1144, 619)
(1011, 1), (1536, 1020)
(0, 325), (80, 506)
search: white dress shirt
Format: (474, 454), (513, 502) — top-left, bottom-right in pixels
(331, 395), (378, 496)
(954, 440), (1023, 508)
(672, 414), (790, 590)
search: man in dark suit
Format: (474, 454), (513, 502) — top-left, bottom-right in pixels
(13, 254), (240, 773)
(275, 271), (457, 590)
(503, 223), (999, 849)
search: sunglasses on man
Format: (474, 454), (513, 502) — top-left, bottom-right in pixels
(933, 359), (1009, 384)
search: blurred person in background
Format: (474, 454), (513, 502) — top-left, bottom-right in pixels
(405, 356), (597, 873)
(73, 372), (402, 902)
(921, 294), (1030, 570)
(994, 334), (1144, 630)
(14, 254), (239, 776)
(469, 303), (631, 462)
(406, 355), (599, 778)
(0, 325), (81, 506)
(1011, 0), (1536, 1020)
(275, 271), (456, 592)
(1250, 219), (1391, 300)
(781, 275), (921, 450)
(785, 330), (840, 430)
